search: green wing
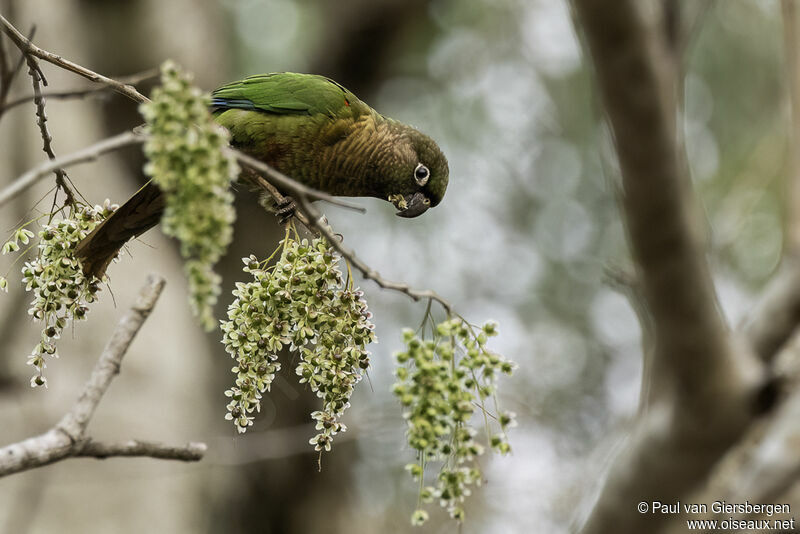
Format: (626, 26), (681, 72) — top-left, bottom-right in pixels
(211, 72), (367, 118)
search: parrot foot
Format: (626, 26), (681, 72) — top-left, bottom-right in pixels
(276, 196), (297, 225)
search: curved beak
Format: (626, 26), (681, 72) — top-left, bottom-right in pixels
(396, 192), (431, 218)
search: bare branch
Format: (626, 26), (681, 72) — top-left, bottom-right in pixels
(75, 439), (206, 461)
(2, 86), (113, 112)
(572, 1), (762, 532)
(58, 274), (164, 437)
(5, 127), (448, 315)
(741, 256), (800, 362)
(239, 167), (314, 229)
(0, 274), (206, 478)
(575, 0), (736, 394)
(0, 14), (148, 105)
(0, 19), (452, 315)
(0, 68), (158, 114)
(666, 335), (800, 533)
(231, 149), (365, 213)
(706, 386), (800, 508)
(298, 195), (453, 313)
(231, 151), (453, 312)
(0, 130), (142, 208)
(25, 53), (75, 205)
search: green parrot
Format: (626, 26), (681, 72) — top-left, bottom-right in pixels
(75, 72), (449, 277)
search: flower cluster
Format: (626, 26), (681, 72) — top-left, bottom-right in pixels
(221, 234), (376, 454)
(140, 60), (238, 330)
(2, 201), (118, 387)
(393, 318), (516, 525)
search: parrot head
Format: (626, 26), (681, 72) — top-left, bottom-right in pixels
(384, 128), (449, 218)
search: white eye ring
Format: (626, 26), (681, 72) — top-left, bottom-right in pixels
(414, 163), (430, 186)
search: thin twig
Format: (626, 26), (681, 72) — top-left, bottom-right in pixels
(0, 28), (448, 312)
(0, 14), (149, 105)
(1, 86), (113, 113)
(0, 67), (158, 114)
(741, 255), (800, 362)
(298, 195), (453, 312)
(239, 167), (314, 229)
(231, 149), (366, 213)
(0, 130), (142, 208)
(75, 439), (206, 461)
(0, 275), (206, 477)
(25, 54), (75, 206)
(231, 151), (453, 312)
(0, 25), (34, 121)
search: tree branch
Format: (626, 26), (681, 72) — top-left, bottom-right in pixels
(576, 0), (738, 396)
(0, 67), (158, 114)
(231, 149), (365, 213)
(0, 14), (148, 105)
(4, 130), (451, 315)
(706, 386), (800, 508)
(1, 86), (113, 112)
(0, 130), (142, 208)
(573, 1), (762, 532)
(741, 255), (800, 362)
(75, 439), (206, 461)
(0, 21), (454, 318)
(238, 167), (314, 229)
(57, 274), (163, 438)
(231, 150), (454, 313)
(25, 52), (75, 206)
(664, 332), (800, 533)
(298, 194), (453, 313)
(0, 274), (206, 477)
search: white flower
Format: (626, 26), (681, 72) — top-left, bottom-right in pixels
(410, 510), (429, 526)
(30, 375), (47, 388)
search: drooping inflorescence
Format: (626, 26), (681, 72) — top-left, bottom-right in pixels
(394, 318), (516, 525)
(1, 201), (118, 387)
(221, 232), (376, 454)
(0, 57), (517, 528)
(140, 61), (238, 330)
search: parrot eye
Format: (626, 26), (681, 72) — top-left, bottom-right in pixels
(414, 163), (430, 186)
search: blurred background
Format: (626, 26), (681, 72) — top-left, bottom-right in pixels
(0, 0), (789, 532)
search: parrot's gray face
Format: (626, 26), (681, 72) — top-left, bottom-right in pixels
(389, 135), (449, 218)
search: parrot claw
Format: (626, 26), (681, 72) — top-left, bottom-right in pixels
(276, 196), (297, 225)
